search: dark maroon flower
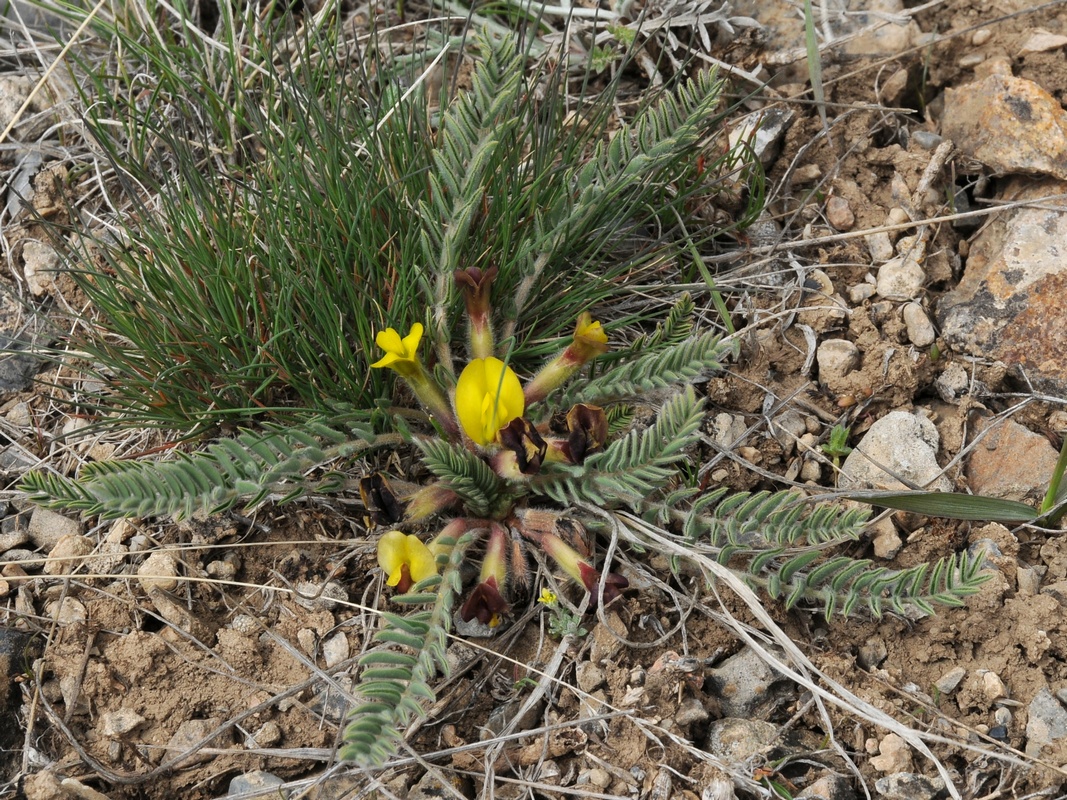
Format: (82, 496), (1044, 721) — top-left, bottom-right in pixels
(460, 576), (509, 627)
(497, 417), (548, 475)
(577, 561), (629, 609)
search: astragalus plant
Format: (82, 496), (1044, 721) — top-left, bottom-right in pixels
(22, 30), (990, 769)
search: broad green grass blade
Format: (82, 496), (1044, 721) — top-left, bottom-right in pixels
(847, 491), (1037, 523)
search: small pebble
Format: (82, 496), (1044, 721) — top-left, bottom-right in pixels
(869, 732), (913, 773)
(1020, 31), (1067, 54)
(45, 597), (87, 625)
(293, 580), (348, 610)
(934, 362), (969, 402)
(246, 721), (282, 749)
(227, 770), (284, 798)
(958, 53), (985, 68)
(849, 282), (876, 303)
(875, 772), (945, 800)
(0, 528), (30, 554)
(5, 402), (31, 427)
(826, 196), (855, 231)
(100, 709), (145, 738)
(881, 68), (909, 104)
(886, 207), (911, 227)
(1017, 567), (1041, 597)
(576, 661), (606, 693)
(816, 339), (861, 383)
(902, 303), (936, 347)
(674, 696), (709, 727)
(138, 552), (178, 591)
(971, 28), (993, 46)
(43, 535), (94, 576)
(910, 131), (943, 150)
(935, 667), (966, 695)
(980, 670), (1008, 704)
(799, 459), (821, 482)
(865, 231), (895, 262)
(321, 631), (350, 668)
(877, 256), (926, 300)
(231, 614), (258, 635)
(872, 526), (903, 560)
(583, 768), (611, 790)
(792, 163), (822, 184)
(858, 637), (888, 671)
(28, 508), (83, 551)
(993, 706), (1012, 727)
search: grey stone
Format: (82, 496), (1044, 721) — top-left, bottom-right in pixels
(705, 717), (778, 762)
(911, 131), (943, 150)
(5, 401), (31, 427)
(874, 773), (945, 800)
(858, 637), (888, 671)
(673, 696), (709, 727)
(292, 580), (347, 611)
(866, 232), (895, 262)
(100, 709), (145, 738)
(576, 661), (606, 693)
(710, 412), (747, 449)
(227, 770), (286, 798)
(934, 362), (969, 402)
(849, 282), (877, 303)
(45, 597), (87, 625)
(245, 720), (282, 749)
(27, 508), (82, 551)
(163, 717), (232, 766)
(727, 107), (795, 168)
(934, 667), (966, 695)
(704, 646), (792, 718)
(0, 331), (45, 393)
(771, 409), (808, 455)
(0, 527), (29, 553)
(1026, 687), (1067, 757)
(840, 411), (951, 493)
(2, 549), (42, 571)
(22, 240), (60, 297)
(902, 303), (936, 347)
(320, 631), (349, 669)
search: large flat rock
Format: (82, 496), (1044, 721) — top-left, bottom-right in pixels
(937, 178), (1067, 395)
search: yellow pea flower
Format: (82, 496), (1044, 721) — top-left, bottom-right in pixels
(377, 530), (438, 593)
(370, 323), (424, 378)
(537, 588), (558, 605)
(369, 322), (459, 438)
(524, 313), (609, 404)
(454, 357), (525, 446)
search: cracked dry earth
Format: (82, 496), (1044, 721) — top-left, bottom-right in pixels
(5, 1), (1067, 799)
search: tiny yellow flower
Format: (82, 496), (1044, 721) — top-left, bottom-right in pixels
(537, 588), (558, 605)
(377, 530), (438, 593)
(573, 313), (608, 352)
(370, 323), (424, 378)
(454, 357), (525, 445)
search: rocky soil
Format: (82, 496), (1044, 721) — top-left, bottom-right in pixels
(4, 1), (1067, 799)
